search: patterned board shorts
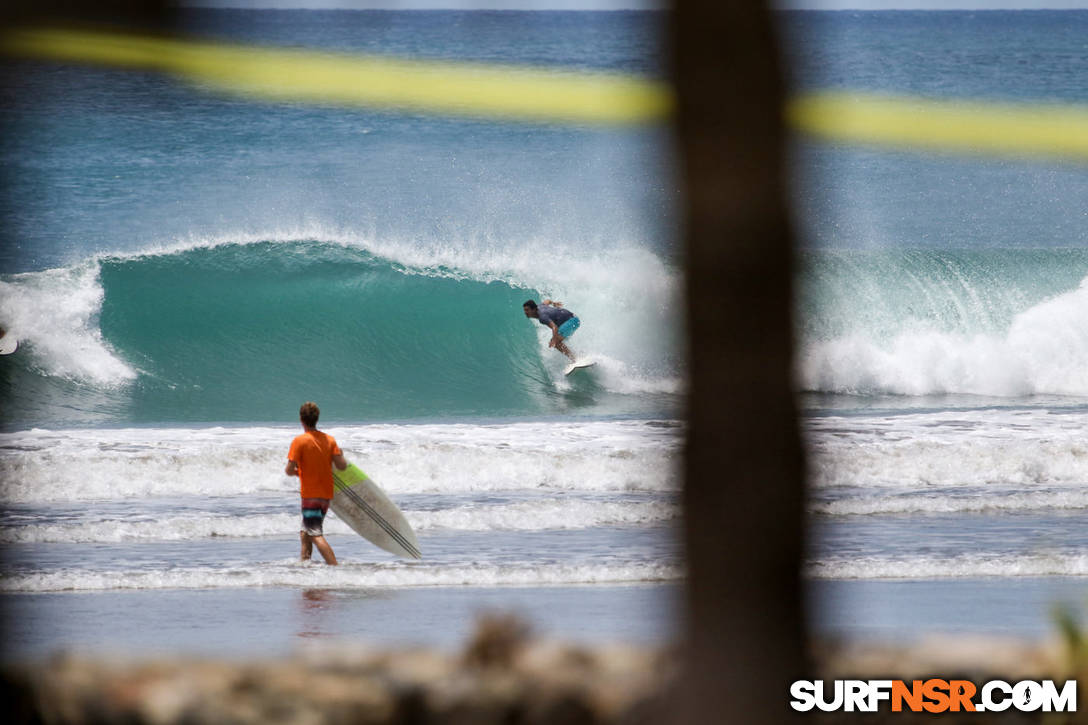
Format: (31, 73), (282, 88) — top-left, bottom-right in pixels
(300, 497), (330, 537)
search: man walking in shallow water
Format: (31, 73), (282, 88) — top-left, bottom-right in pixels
(285, 401), (347, 565)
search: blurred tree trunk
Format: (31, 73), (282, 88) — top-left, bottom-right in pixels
(670, 1), (806, 722)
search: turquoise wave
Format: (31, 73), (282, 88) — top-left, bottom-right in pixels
(102, 241), (547, 422)
(20, 243), (1082, 425)
(0, 240), (682, 428)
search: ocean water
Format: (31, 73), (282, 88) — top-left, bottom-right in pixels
(1, 9), (1087, 659)
(786, 10), (1088, 637)
(0, 9), (683, 659)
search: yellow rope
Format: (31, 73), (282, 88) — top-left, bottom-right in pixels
(5, 25), (1087, 162)
(0, 26), (672, 125)
(788, 91), (1088, 162)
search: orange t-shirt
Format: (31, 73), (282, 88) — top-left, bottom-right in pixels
(287, 430), (342, 500)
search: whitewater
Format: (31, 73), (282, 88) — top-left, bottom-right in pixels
(797, 248), (1088, 399)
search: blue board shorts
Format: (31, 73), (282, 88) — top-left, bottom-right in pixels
(301, 497), (330, 537)
(557, 316), (580, 338)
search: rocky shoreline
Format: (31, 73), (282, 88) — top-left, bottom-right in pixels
(4, 617), (1086, 724)
(3, 615), (675, 725)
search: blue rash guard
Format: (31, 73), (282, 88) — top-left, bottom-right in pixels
(537, 304), (579, 337)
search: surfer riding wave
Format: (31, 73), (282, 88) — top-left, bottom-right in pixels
(523, 298), (580, 362)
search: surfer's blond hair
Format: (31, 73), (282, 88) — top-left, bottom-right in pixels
(299, 401), (320, 428)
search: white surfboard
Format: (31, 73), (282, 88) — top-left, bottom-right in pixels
(563, 359), (597, 376)
(0, 334), (17, 356)
(330, 463), (421, 559)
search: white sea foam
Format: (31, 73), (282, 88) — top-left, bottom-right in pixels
(409, 498), (677, 532)
(548, 353), (684, 396)
(2, 499), (677, 543)
(812, 489), (1088, 516)
(1, 513), (297, 544)
(799, 275), (1088, 397)
(806, 408), (1088, 491)
(0, 420), (681, 503)
(809, 552), (1088, 580)
(0, 561), (682, 593)
(0, 265), (136, 385)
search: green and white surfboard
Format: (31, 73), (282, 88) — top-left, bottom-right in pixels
(330, 463), (421, 559)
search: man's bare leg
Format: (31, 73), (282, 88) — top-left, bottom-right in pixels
(300, 530), (313, 561)
(312, 535), (338, 565)
(555, 340), (576, 361)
